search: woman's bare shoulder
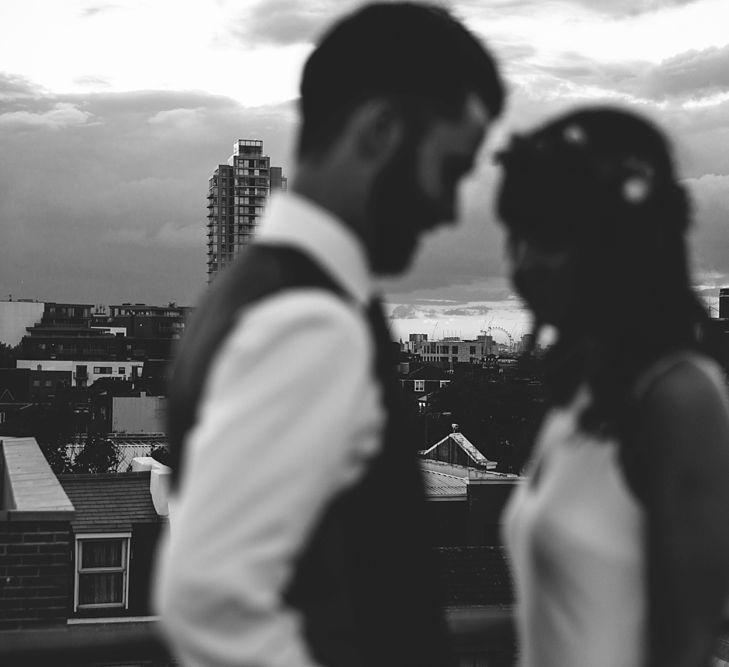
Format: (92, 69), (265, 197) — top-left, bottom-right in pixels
(635, 352), (729, 489)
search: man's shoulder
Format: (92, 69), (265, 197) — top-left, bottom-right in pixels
(230, 287), (367, 349)
(213, 244), (348, 311)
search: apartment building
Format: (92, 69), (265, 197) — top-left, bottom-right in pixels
(206, 139), (287, 282)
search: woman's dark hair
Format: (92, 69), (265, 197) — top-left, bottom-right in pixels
(495, 106), (712, 441)
(297, 2), (504, 160)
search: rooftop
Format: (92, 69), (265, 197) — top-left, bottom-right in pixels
(419, 431), (498, 470)
(0, 437), (74, 520)
(422, 467), (468, 499)
(59, 472), (163, 532)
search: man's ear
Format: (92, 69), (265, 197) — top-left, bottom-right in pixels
(349, 99), (404, 164)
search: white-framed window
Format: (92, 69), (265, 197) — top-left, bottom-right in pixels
(414, 380), (425, 392)
(74, 533), (131, 612)
(440, 380), (450, 388)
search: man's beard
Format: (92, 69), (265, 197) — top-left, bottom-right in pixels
(365, 141), (438, 275)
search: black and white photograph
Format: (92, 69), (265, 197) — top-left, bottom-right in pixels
(3, 1), (729, 665)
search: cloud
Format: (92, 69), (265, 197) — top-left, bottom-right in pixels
(390, 304), (438, 319)
(0, 81), (296, 306)
(229, 0), (362, 47)
(81, 4), (120, 18)
(560, 0), (697, 16)
(106, 221), (205, 248)
(0, 102), (93, 128)
(642, 44), (729, 101)
(529, 44), (729, 105)
(387, 294), (530, 340)
(148, 107), (207, 128)
(73, 75), (112, 89)
(686, 173), (729, 282)
(443, 306), (492, 316)
(2, 51), (728, 317)
(0, 72), (45, 101)
(458, 0), (696, 17)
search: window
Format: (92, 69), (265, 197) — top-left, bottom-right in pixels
(74, 535), (130, 611)
(414, 380), (425, 392)
(93, 367), (112, 374)
(118, 367), (126, 374)
(32, 380), (40, 387)
(452, 346), (459, 354)
(36, 364), (42, 371)
(44, 380), (52, 387)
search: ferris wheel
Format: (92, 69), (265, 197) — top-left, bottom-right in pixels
(482, 325), (514, 351)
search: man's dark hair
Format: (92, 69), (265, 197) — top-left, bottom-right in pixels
(297, 2), (505, 160)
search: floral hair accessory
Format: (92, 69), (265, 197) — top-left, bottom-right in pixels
(620, 158), (654, 205)
(562, 123), (587, 146)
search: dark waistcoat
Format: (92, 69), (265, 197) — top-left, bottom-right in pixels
(167, 244), (453, 667)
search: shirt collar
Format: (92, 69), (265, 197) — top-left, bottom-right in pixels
(256, 191), (373, 305)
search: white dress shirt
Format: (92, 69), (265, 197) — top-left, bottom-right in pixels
(154, 192), (386, 667)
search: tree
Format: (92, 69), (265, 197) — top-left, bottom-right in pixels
(0, 342), (19, 368)
(0, 402), (76, 474)
(150, 443), (171, 467)
(70, 436), (122, 474)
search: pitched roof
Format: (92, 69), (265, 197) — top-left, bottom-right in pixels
(421, 460), (520, 499)
(59, 472), (163, 533)
(419, 431), (497, 469)
(422, 468), (467, 499)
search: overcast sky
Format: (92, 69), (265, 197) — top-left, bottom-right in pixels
(2, 0), (729, 340)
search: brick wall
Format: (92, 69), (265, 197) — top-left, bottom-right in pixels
(0, 521), (72, 629)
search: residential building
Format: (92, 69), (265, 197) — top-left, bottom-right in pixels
(0, 437), (172, 663)
(0, 367), (72, 403)
(16, 301), (178, 367)
(16, 359), (144, 388)
(417, 335), (495, 366)
(206, 139), (287, 282)
(92, 302), (191, 340)
(89, 387), (166, 436)
(419, 426), (498, 471)
(720, 288), (729, 319)
(399, 363), (452, 402)
(420, 431), (520, 666)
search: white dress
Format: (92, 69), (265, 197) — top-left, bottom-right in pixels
(502, 352), (724, 667)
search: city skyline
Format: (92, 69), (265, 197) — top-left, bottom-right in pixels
(1, 0), (729, 340)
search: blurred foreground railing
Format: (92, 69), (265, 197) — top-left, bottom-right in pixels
(447, 606), (516, 666)
(4, 610), (729, 667)
(6, 607), (729, 666)
(0, 607), (516, 667)
(0, 619), (173, 667)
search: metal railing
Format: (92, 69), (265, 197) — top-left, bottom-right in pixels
(0, 620), (173, 666)
(0, 608), (515, 667)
